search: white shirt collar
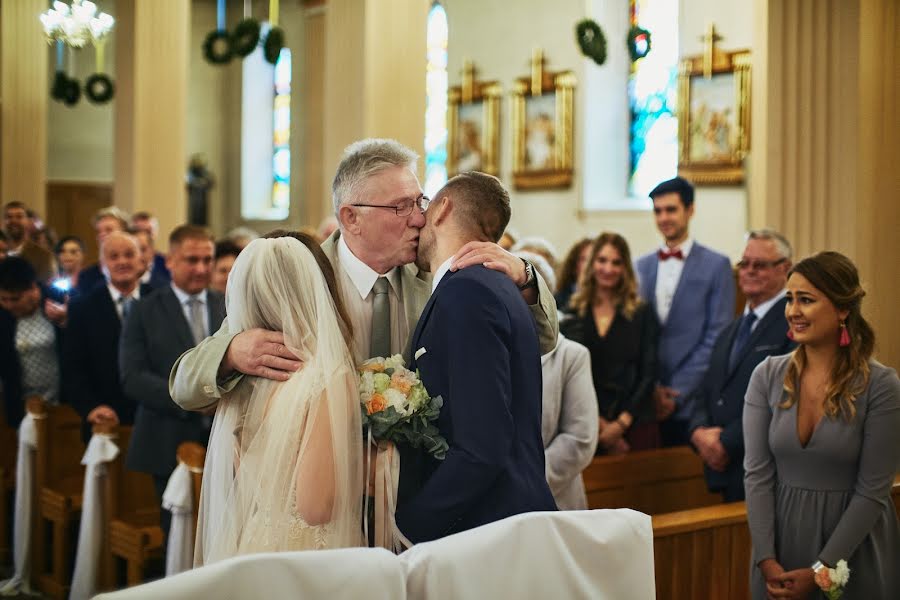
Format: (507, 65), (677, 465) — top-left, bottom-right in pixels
(337, 236), (400, 299)
(107, 283), (140, 303)
(431, 257), (454, 292)
(744, 288), (787, 321)
(171, 283), (207, 306)
(659, 237), (694, 258)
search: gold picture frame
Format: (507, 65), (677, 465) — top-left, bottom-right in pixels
(511, 49), (575, 190)
(677, 30), (751, 185)
(447, 61), (501, 177)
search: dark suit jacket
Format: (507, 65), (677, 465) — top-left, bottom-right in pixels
(635, 242), (735, 420)
(687, 296), (795, 497)
(148, 253), (171, 287)
(121, 286), (225, 477)
(395, 266), (557, 543)
(63, 283), (151, 441)
(0, 290), (64, 427)
(75, 263), (104, 296)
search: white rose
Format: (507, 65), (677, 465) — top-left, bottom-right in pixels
(359, 371), (375, 398)
(832, 560), (850, 586)
(383, 388), (409, 416)
(384, 354), (406, 371)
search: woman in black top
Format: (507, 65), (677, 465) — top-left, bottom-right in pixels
(560, 232), (660, 454)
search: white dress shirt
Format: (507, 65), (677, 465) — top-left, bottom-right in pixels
(431, 257), (454, 293)
(171, 284), (209, 338)
(336, 237), (407, 364)
(107, 283), (142, 321)
(654, 238), (694, 324)
(742, 289), (787, 332)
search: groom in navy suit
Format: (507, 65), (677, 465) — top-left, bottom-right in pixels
(395, 172), (557, 543)
(635, 177), (735, 446)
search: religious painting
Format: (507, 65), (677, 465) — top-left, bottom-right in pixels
(677, 46), (750, 185)
(512, 50), (575, 189)
(447, 62), (501, 177)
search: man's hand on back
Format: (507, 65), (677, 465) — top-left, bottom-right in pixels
(219, 328), (303, 381)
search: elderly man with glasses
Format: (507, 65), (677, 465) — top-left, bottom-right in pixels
(687, 229), (797, 502)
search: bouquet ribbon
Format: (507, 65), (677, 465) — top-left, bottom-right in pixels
(373, 441), (413, 552)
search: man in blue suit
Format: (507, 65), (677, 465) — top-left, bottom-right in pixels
(395, 172), (557, 543)
(688, 230), (796, 501)
(635, 177), (735, 446)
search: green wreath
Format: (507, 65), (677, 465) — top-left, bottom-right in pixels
(203, 30), (233, 65)
(263, 27), (285, 65)
(576, 19), (607, 66)
(85, 73), (115, 104)
(51, 71), (70, 102)
(63, 77), (81, 107)
(232, 18), (261, 57)
(627, 25), (652, 62)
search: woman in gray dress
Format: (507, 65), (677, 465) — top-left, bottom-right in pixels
(744, 251), (899, 599)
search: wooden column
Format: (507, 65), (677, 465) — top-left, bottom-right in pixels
(114, 0), (190, 248)
(321, 0), (428, 217)
(1, 0), (49, 215)
(750, 0), (900, 368)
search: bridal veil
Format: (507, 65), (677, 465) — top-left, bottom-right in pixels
(196, 237), (363, 565)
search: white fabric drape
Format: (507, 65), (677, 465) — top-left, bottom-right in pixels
(162, 463), (195, 576)
(69, 433), (120, 600)
(93, 548), (405, 600)
(400, 509), (655, 599)
(0, 414), (38, 596)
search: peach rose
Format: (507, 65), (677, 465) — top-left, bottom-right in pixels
(390, 373), (413, 395)
(360, 363), (385, 373)
(366, 393), (387, 415)
(814, 568), (833, 590)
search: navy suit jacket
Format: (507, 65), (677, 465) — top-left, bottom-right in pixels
(63, 283), (152, 441)
(395, 266), (557, 543)
(121, 285), (225, 477)
(635, 242), (735, 420)
(687, 296), (795, 496)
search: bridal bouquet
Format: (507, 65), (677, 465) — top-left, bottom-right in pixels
(358, 355), (448, 460)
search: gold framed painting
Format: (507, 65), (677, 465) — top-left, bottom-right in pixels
(447, 62), (501, 177)
(511, 50), (576, 190)
(677, 47), (751, 185)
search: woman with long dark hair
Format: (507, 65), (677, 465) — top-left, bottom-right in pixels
(744, 251), (899, 599)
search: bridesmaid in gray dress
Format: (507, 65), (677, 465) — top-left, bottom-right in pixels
(744, 252), (900, 599)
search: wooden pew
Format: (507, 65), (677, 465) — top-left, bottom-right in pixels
(30, 397), (86, 599)
(652, 475), (900, 600)
(584, 446), (721, 514)
(0, 396), (17, 564)
(102, 426), (163, 589)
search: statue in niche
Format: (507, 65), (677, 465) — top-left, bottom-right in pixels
(186, 154), (214, 226)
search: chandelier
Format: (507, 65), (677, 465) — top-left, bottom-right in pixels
(39, 1), (114, 48)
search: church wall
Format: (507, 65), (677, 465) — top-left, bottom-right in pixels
(445, 0), (754, 263)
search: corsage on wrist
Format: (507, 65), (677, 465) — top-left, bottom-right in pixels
(812, 559), (850, 600)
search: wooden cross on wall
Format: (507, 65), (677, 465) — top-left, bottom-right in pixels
(701, 22), (723, 79)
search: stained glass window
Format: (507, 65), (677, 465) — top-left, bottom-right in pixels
(272, 48), (292, 217)
(424, 2), (448, 196)
(628, 0), (678, 200)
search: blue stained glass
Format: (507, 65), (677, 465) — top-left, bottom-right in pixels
(272, 47), (291, 216)
(424, 2), (448, 197)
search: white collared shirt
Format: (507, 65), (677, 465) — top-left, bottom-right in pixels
(655, 238), (694, 324)
(431, 257), (454, 293)
(336, 236), (407, 364)
(743, 288), (787, 332)
(171, 283), (209, 338)
(106, 283), (141, 320)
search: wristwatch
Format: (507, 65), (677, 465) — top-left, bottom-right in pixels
(518, 259), (537, 290)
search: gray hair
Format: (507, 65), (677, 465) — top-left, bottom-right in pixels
(331, 138), (419, 216)
(511, 237), (559, 269)
(92, 206), (129, 229)
(513, 250), (556, 292)
(746, 228), (793, 261)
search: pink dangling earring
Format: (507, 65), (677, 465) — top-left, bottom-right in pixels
(787, 329), (795, 341)
(839, 321), (851, 347)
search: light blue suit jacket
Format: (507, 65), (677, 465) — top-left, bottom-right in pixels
(635, 242), (735, 421)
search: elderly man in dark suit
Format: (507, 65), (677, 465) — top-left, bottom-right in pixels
(64, 231), (148, 442)
(395, 172), (557, 543)
(688, 230), (796, 502)
(121, 225), (224, 540)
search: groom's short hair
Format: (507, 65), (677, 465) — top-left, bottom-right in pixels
(440, 172), (510, 243)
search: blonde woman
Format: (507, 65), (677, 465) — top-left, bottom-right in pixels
(561, 233), (660, 453)
(744, 251), (899, 599)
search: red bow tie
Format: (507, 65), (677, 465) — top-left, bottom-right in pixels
(658, 248), (684, 261)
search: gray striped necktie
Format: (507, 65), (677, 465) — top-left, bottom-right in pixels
(370, 277), (391, 358)
(188, 297), (206, 345)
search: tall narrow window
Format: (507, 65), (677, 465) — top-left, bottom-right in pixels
(272, 48), (292, 216)
(627, 0), (678, 199)
(424, 2), (448, 196)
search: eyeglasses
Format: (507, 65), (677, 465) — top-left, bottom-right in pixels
(352, 196), (431, 217)
(737, 258), (787, 271)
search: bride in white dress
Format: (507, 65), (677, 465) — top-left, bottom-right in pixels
(195, 235), (363, 565)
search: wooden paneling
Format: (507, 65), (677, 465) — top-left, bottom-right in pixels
(584, 446), (722, 515)
(46, 181), (113, 264)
